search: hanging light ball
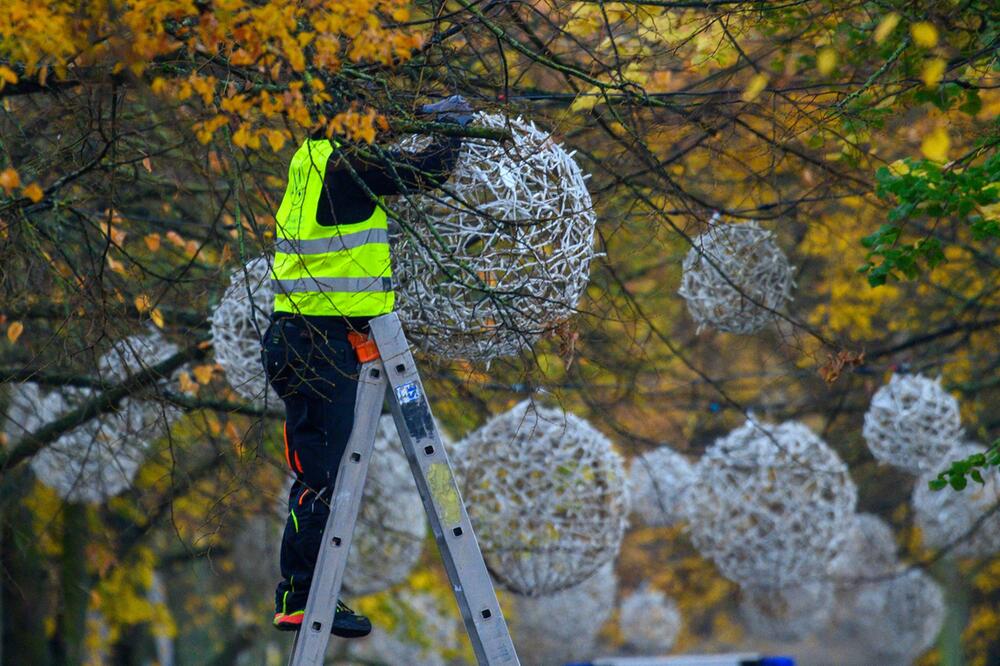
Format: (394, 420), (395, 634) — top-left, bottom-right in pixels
(628, 446), (697, 528)
(453, 400), (629, 595)
(862, 373), (962, 474)
(683, 419), (856, 588)
(619, 583), (682, 654)
(677, 220), (795, 334)
(342, 415), (427, 596)
(830, 513), (899, 584)
(853, 569), (945, 663)
(392, 112), (597, 361)
(210, 256), (274, 403)
(739, 582), (834, 642)
(912, 442), (1000, 558)
(508, 562), (617, 666)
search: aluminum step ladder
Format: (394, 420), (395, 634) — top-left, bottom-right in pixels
(286, 312), (520, 666)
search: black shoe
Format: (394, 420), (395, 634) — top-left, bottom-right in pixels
(273, 600), (372, 638)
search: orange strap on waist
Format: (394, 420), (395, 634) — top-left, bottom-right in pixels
(347, 330), (380, 363)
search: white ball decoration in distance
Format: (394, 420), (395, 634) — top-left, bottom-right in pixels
(452, 400), (630, 596)
(682, 419), (857, 589)
(677, 219), (795, 335)
(391, 112), (598, 362)
(210, 256), (274, 403)
(853, 569), (945, 663)
(342, 414), (427, 596)
(739, 581), (834, 642)
(628, 446), (697, 528)
(507, 562), (617, 666)
(620, 582), (682, 654)
(349, 592), (461, 666)
(863, 373), (963, 474)
(913, 442), (1000, 559)
(830, 512), (899, 585)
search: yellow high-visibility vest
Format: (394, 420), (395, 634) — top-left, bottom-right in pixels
(271, 139), (395, 317)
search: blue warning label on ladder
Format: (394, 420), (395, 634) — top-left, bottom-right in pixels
(395, 382), (421, 404)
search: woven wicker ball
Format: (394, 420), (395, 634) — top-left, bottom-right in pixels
(620, 583), (681, 654)
(677, 220), (794, 334)
(740, 582), (834, 642)
(830, 513), (898, 584)
(391, 112), (597, 361)
(863, 373), (962, 474)
(508, 562), (616, 666)
(453, 400), (629, 595)
(854, 569), (945, 663)
(628, 446), (697, 527)
(343, 415), (427, 596)
(683, 419), (856, 588)
(350, 592), (461, 666)
(913, 443), (1000, 558)
(97, 328), (181, 434)
(9, 383), (148, 503)
(210, 256), (274, 403)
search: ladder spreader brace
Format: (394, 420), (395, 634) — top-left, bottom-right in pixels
(287, 312), (520, 666)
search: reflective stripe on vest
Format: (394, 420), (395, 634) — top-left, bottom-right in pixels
(271, 138), (395, 317)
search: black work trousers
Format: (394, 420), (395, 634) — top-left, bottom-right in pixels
(261, 314), (361, 615)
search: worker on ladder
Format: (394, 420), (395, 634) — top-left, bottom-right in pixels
(261, 95), (474, 637)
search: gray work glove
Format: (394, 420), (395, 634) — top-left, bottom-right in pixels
(419, 95), (474, 127)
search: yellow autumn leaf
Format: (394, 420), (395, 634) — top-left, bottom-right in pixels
(22, 183), (43, 202)
(570, 90), (599, 113)
(874, 13), (900, 43)
(7, 321), (24, 343)
(817, 48), (837, 75)
(911, 22), (938, 48)
(192, 364), (214, 384)
(0, 168), (20, 193)
(134, 294), (151, 312)
(922, 58), (946, 88)
(0, 66), (17, 85)
(150, 307), (165, 329)
(921, 127), (950, 162)
(144, 233), (160, 251)
(741, 73), (769, 102)
(887, 159), (910, 176)
(265, 129), (287, 152)
(178, 371), (198, 394)
(107, 255), (125, 273)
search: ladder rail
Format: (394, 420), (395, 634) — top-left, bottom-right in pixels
(287, 360), (388, 666)
(371, 313), (519, 665)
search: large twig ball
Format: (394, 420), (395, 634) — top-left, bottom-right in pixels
(508, 562), (617, 666)
(677, 220), (794, 334)
(620, 583), (682, 654)
(391, 112), (597, 361)
(210, 256), (274, 403)
(739, 582), (834, 642)
(863, 374), (963, 474)
(912, 442), (1000, 558)
(683, 419), (856, 588)
(853, 569), (945, 663)
(453, 400), (629, 595)
(628, 446), (697, 528)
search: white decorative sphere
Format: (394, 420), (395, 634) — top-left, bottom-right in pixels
(508, 562), (617, 666)
(913, 443), (1000, 558)
(453, 400), (629, 595)
(210, 256), (274, 403)
(854, 569), (945, 663)
(350, 592), (460, 666)
(9, 383), (149, 503)
(863, 373), (962, 474)
(392, 112), (597, 361)
(677, 220), (794, 334)
(620, 583), (681, 654)
(343, 415), (427, 596)
(628, 446), (697, 527)
(831, 513), (898, 584)
(683, 419), (857, 588)
(739, 582), (834, 642)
